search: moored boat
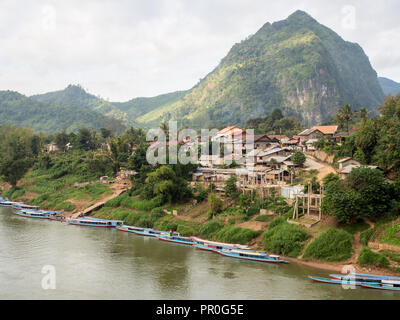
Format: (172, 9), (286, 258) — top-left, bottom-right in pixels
(116, 225), (162, 237)
(361, 280), (400, 291)
(158, 234), (197, 246)
(14, 209), (50, 219)
(330, 273), (400, 283)
(192, 237), (250, 252)
(216, 248), (289, 264)
(0, 199), (20, 207)
(66, 217), (123, 227)
(12, 203), (40, 211)
(309, 276), (381, 286)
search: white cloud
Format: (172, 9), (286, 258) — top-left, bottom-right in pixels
(0, 0), (399, 101)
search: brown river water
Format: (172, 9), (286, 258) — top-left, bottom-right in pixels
(0, 207), (399, 300)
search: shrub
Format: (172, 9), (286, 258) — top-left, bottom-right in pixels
(150, 207), (166, 220)
(255, 215), (274, 222)
(177, 225), (197, 236)
(360, 228), (375, 246)
(268, 216), (286, 229)
(216, 226), (261, 245)
(358, 248), (390, 268)
(264, 222), (310, 257)
(199, 220), (224, 239)
(303, 229), (353, 262)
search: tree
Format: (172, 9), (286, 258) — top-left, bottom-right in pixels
(0, 134), (33, 187)
(336, 104), (354, 133)
(292, 151), (306, 167)
(322, 167), (394, 224)
(74, 128), (97, 151)
(207, 193), (223, 219)
(224, 176), (239, 198)
(55, 130), (70, 152)
(145, 165), (192, 203)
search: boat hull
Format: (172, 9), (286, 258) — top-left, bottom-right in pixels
(158, 236), (196, 246)
(216, 250), (288, 264)
(361, 284), (400, 291)
(66, 221), (115, 227)
(14, 211), (49, 219)
(310, 276), (380, 286)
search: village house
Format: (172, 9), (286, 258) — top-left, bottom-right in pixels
(268, 135), (290, 145)
(253, 134), (274, 150)
(43, 142), (60, 153)
(336, 157), (380, 179)
(298, 125), (338, 144)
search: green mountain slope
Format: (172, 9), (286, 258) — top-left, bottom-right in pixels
(111, 90), (187, 127)
(31, 84), (128, 124)
(0, 90), (122, 133)
(136, 10), (384, 128)
(379, 77), (400, 96)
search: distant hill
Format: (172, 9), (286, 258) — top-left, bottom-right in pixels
(132, 10), (384, 128)
(379, 77), (400, 96)
(0, 90), (124, 133)
(111, 90), (187, 127)
(31, 84), (128, 124)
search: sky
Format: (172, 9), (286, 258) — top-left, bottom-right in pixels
(1, 0), (399, 101)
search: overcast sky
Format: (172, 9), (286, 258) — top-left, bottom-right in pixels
(1, 0), (399, 101)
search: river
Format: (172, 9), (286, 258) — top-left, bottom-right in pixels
(0, 207), (399, 300)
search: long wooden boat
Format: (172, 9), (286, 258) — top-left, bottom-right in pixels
(361, 281), (400, 291)
(158, 234), (197, 246)
(0, 199), (20, 207)
(14, 209), (50, 219)
(330, 273), (400, 283)
(191, 237), (250, 252)
(12, 204), (40, 211)
(116, 225), (163, 237)
(310, 276), (381, 286)
(216, 248), (289, 264)
(66, 217), (123, 227)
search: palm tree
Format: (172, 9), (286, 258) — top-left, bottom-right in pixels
(336, 104), (353, 133)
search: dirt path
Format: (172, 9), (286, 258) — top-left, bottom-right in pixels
(70, 181), (130, 218)
(305, 155), (336, 182)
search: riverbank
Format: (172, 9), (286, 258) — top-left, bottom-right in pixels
(3, 173), (400, 278)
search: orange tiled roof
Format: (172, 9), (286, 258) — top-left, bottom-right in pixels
(217, 126), (243, 135)
(311, 125), (338, 135)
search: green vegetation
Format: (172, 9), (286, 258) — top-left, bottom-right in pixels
(358, 248), (390, 268)
(216, 226), (262, 245)
(322, 167), (397, 224)
(292, 151), (306, 167)
(303, 229), (353, 262)
(130, 11), (384, 129)
(198, 220), (225, 239)
(264, 219), (310, 257)
(207, 194), (223, 219)
(0, 89), (125, 134)
(246, 108), (304, 136)
(380, 224), (400, 246)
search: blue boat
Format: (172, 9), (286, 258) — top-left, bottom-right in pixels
(310, 276), (381, 286)
(12, 203), (40, 211)
(330, 273), (400, 283)
(116, 225), (163, 237)
(158, 234), (197, 246)
(0, 199), (20, 207)
(14, 209), (51, 219)
(361, 281), (400, 291)
(66, 217), (123, 227)
(192, 237), (250, 253)
(216, 248), (289, 264)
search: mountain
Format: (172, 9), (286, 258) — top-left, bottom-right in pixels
(379, 77), (400, 96)
(0, 90), (124, 133)
(131, 10), (384, 128)
(31, 84), (128, 123)
(111, 90), (187, 126)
